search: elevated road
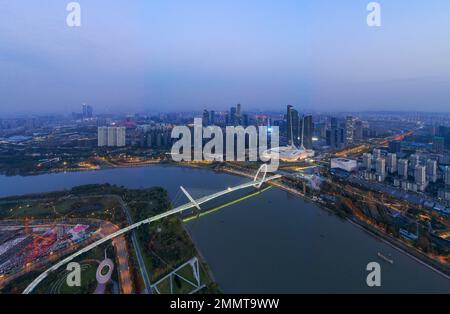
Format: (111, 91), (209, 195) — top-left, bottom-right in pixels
(23, 168), (281, 294)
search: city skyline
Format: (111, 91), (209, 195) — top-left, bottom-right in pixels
(1, 1), (450, 115)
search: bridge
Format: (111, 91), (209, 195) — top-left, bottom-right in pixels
(23, 165), (281, 294)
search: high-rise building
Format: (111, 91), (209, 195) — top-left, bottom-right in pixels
(426, 159), (437, 183)
(363, 153), (372, 170)
(99, 127), (126, 147)
(116, 127), (126, 147)
(415, 165), (427, 186)
(209, 110), (215, 125)
(376, 158), (386, 179)
(203, 109), (210, 125)
(302, 115), (314, 149)
(97, 127), (108, 147)
(409, 154), (420, 170)
(326, 117), (339, 149)
(345, 116), (354, 145)
(354, 120), (363, 141)
(387, 153), (397, 174)
(230, 106), (237, 125)
(445, 166), (450, 186)
(432, 136), (445, 154)
(398, 159), (409, 179)
(373, 148), (382, 160)
(82, 103), (93, 119)
(388, 140), (402, 153)
(287, 105), (300, 146)
(438, 126), (450, 149)
(107, 127), (117, 147)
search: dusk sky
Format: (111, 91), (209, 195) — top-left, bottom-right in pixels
(1, 0), (450, 115)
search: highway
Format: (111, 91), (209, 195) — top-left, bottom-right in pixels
(23, 169), (281, 294)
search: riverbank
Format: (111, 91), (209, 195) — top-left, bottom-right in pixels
(219, 166), (450, 280)
(0, 163), (448, 291)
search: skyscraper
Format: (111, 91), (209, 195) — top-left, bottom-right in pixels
(415, 165), (426, 186)
(287, 105), (300, 146)
(230, 106), (237, 125)
(426, 159), (437, 183)
(398, 159), (409, 179)
(209, 110), (215, 125)
(376, 158), (386, 181)
(409, 154), (420, 170)
(345, 116), (354, 145)
(445, 166), (450, 186)
(373, 148), (382, 160)
(363, 153), (372, 170)
(432, 136), (445, 154)
(388, 141), (402, 153)
(387, 153), (397, 174)
(203, 109), (210, 125)
(99, 126), (126, 147)
(97, 127), (108, 147)
(82, 103), (93, 119)
(302, 115), (314, 149)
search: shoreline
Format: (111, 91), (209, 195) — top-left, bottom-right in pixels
(1, 162), (449, 282)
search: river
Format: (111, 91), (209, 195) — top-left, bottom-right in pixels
(0, 166), (448, 293)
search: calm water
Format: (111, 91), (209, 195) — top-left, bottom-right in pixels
(0, 166), (448, 293)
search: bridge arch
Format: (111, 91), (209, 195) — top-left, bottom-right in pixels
(253, 164), (268, 189)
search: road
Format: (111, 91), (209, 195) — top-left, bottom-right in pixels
(117, 196), (152, 294)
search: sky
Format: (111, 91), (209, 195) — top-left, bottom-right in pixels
(1, 0), (450, 115)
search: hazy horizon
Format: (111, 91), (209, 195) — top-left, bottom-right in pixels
(1, 1), (450, 115)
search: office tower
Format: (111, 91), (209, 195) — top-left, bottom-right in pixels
(82, 103), (93, 119)
(243, 114), (249, 127)
(388, 140), (402, 153)
(209, 110), (215, 125)
(116, 127), (126, 147)
(387, 153), (397, 174)
(354, 120), (363, 141)
(230, 106), (237, 125)
(426, 159), (437, 183)
(376, 158), (386, 180)
(373, 148), (382, 160)
(398, 159), (409, 179)
(97, 127), (108, 147)
(330, 117), (338, 129)
(303, 115), (314, 149)
(438, 126), (450, 149)
(445, 166), (450, 186)
(203, 109), (210, 125)
(432, 136), (445, 154)
(339, 127), (346, 147)
(409, 154), (420, 170)
(236, 104), (242, 125)
(415, 165), (427, 186)
(345, 116), (354, 144)
(326, 117), (339, 149)
(287, 105), (300, 146)
(363, 153), (372, 170)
